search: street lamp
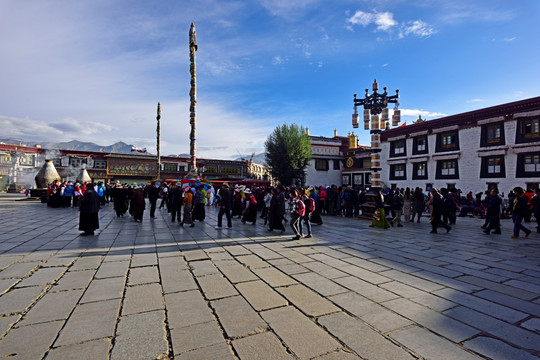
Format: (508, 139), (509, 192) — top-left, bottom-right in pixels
(353, 79), (400, 188)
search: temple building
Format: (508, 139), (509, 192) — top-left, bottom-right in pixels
(379, 96), (540, 194)
(0, 144), (271, 191)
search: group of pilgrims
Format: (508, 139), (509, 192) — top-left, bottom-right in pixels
(44, 179), (540, 239)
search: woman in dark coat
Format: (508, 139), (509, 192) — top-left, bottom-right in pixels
(411, 187), (425, 223)
(112, 184), (128, 217)
(430, 188), (451, 234)
(192, 186), (206, 221)
(130, 187), (146, 222)
(79, 182), (100, 235)
(241, 188), (257, 224)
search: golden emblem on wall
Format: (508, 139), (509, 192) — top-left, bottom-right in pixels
(346, 157), (354, 168)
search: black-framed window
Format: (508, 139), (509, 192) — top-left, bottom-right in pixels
(412, 162), (428, 180)
(480, 122), (505, 147)
(480, 156), (505, 178)
(436, 130), (459, 152)
(436, 159), (459, 179)
(517, 152), (540, 177)
(516, 117), (540, 144)
(412, 135), (428, 155)
(389, 164), (406, 180)
(333, 159), (340, 170)
(69, 157), (87, 167)
(315, 159), (329, 171)
(390, 139), (407, 157)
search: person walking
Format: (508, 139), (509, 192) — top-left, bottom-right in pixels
(289, 190), (305, 240)
(192, 186), (206, 222)
(180, 186), (195, 227)
(147, 181), (160, 218)
(370, 189), (390, 229)
(390, 189), (404, 227)
(483, 188), (502, 235)
(411, 187), (425, 223)
(215, 183), (232, 229)
(403, 188), (412, 222)
(300, 189), (314, 238)
(511, 186), (531, 238)
(241, 188), (258, 225)
(78, 182), (100, 236)
(429, 188), (451, 234)
(130, 186), (146, 222)
(169, 183), (183, 223)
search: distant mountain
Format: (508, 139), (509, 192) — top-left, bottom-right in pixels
(234, 152), (267, 165)
(0, 138), (137, 154)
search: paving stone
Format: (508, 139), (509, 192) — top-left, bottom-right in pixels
(176, 341), (234, 359)
(261, 306), (341, 359)
(197, 273), (238, 300)
(252, 266), (297, 287)
(0, 278), (17, 294)
(319, 312), (415, 360)
(183, 249), (209, 261)
(159, 259), (198, 294)
(42, 252), (80, 268)
(334, 276), (399, 302)
(190, 259), (219, 277)
(275, 262), (310, 275)
(301, 261), (348, 279)
(171, 320), (225, 355)
(236, 254), (270, 269)
(131, 252), (158, 267)
(111, 310), (169, 360)
(52, 269), (95, 292)
(456, 275), (538, 300)
(384, 298), (480, 342)
(312, 350), (363, 359)
(70, 255), (104, 270)
(413, 270), (482, 293)
(165, 290), (215, 329)
(0, 255), (24, 270)
(15, 266), (66, 287)
(212, 295), (268, 338)
(0, 261), (41, 279)
(127, 266), (160, 285)
(378, 269), (446, 292)
(80, 276), (125, 303)
(293, 272), (348, 297)
(0, 315), (18, 337)
(521, 318), (540, 332)
(444, 306), (540, 351)
(122, 283), (164, 315)
(0, 285), (45, 315)
(379, 281), (456, 311)
(390, 326), (482, 360)
(216, 262), (258, 283)
(433, 287), (528, 323)
(0, 320), (64, 359)
(55, 298), (121, 346)
(464, 336), (539, 360)
(94, 260), (130, 279)
(277, 284), (340, 317)
(280, 250), (314, 263)
(19, 289), (83, 325)
(339, 264), (392, 284)
(232, 331), (294, 360)
(46, 339), (111, 360)
(224, 244), (251, 256)
(329, 292), (412, 333)
(236, 280), (288, 311)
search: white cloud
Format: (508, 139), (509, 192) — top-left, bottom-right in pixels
(399, 20), (436, 38)
(503, 37), (517, 42)
(272, 56), (286, 65)
(348, 10), (433, 38)
(258, 0), (322, 17)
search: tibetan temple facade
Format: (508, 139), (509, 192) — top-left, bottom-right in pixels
(305, 96), (540, 194)
(0, 144), (271, 191)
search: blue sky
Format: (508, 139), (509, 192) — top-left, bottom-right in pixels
(1, 0), (539, 159)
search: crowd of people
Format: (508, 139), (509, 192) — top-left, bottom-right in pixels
(43, 180), (540, 239)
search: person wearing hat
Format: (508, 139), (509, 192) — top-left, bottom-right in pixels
(241, 188), (258, 225)
(216, 183), (232, 229)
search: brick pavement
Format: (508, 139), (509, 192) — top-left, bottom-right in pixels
(0, 193), (539, 359)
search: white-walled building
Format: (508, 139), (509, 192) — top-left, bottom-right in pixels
(379, 96), (540, 195)
(305, 135), (344, 186)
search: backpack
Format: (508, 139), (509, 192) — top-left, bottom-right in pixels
(249, 194), (257, 206)
(308, 198), (316, 212)
(297, 198), (306, 216)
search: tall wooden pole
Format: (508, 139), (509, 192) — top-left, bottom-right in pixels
(189, 23), (198, 174)
(156, 102), (161, 180)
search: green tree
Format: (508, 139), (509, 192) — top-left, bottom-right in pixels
(265, 124), (311, 186)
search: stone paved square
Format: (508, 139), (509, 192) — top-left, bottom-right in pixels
(0, 193), (539, 359)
